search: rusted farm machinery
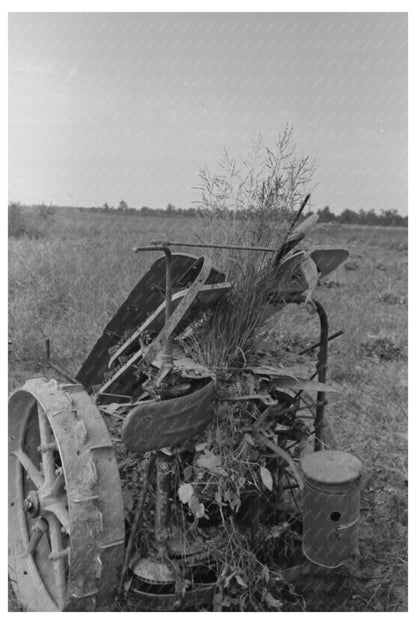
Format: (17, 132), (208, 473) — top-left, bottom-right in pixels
(9, 216), (361, 611)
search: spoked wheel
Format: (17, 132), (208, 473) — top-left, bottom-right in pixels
(259, 390), (338, 520)
(280, 399), (337, 517)
(8, 378), (125, 611)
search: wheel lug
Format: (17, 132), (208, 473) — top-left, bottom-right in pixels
(23, 491), (39, 517)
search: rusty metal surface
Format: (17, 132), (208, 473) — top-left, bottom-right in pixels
(150, 240), (279, 253)
(127, 582), (215, 612)
(301, 451), (362, 568)
(77, 253), (226, 392)
(267, 251), (320, 304)
(312, 300), (329, 451)
(108, 284), (230, 370)
(130, 558), (175, 584)
(121, 380), (216, 453)
(152, 345), (213, 380)
(301, 450), (362, 485)
(99, 256), (229, 397)
(153, 453), (173, 549)
(310, 248), (349, 277)
(9, 379), (125, 611)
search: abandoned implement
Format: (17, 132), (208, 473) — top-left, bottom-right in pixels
(9, 214), (359, 611)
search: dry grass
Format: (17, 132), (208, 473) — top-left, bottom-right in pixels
(8, 210), (407, 611)
(276, 223), (408, 611)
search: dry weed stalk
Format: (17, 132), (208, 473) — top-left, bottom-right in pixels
(170, 130), (317, 609)
(184, 127), (315, 370)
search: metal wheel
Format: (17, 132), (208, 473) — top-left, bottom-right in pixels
(258, 391), (337, 520)
(8, 378), (125, 611)
(278, 403), (337, 517)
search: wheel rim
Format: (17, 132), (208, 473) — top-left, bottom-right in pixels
(260, 391), (337, 520)
(9, 379), (125, 611)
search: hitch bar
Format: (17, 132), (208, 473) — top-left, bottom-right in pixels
(45, 338), (78, 384)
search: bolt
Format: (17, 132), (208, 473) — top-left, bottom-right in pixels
(23, 491), (39, 517)
(23, 499), (33, 512)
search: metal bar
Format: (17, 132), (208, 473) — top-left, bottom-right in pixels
(26, 518), (49, 556)
(96, 392), (133, 403)
(13, 449), (43, 488)
(285, 193), (311, 240)
(273, 194), (310, 265)
(312, 299), (329, 451)
(150, 240), (278, 253)
(48, 515), (67, 604)
(134, 245), (174, 374)
(118, 454), (153, 594)
(154, 452), (173, 554)
(37, 405), (56, 488)
(164, 248), (172, 321)
(285, 472), (301, 513)
(45, 338), (79, 385)
(48, 547), (70, 561)
(298, 330), (344, 356)
(133, 245), (171, 253)
(162, 246), (173, 368)
(285, 428), (317, 452)
(142, 256), (213, 367)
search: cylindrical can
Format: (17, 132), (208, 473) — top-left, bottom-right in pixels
(301, 450), (362, 568)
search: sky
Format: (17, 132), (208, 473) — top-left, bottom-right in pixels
(8, 12), (408, 214)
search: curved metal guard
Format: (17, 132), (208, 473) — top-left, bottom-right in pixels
(121, 380), (216, 452)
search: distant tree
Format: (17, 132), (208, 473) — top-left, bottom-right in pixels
(103, 202), (110, 211)
(338, 208), (358, 224)
(357, 209), (368, 224)
(317, 206), (335, 223)
(324, 207), (407, 227)
(380, 209), (403, 226)
(8, 202), (43, 239)
(38, 204), (56, 218)
(8, 202), (26, 237)
(365, 209), (378, 225)
(118, 200), (128, 211)
(166, 203), (176, 214)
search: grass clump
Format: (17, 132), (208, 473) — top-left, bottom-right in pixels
(359, 337), (405, 362)
(181, 126), (315, 370)
(377, 291), (407, 305)
(8, 203), (55, 239)
(8, 202), (40, 238)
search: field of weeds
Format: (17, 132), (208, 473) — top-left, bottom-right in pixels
(8, 208), (407, 611)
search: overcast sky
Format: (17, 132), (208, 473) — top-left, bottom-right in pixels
(9, 12), (407, 214)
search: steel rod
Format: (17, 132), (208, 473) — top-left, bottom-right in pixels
(150, 240), (278, 253)
(298, 330), (344, 356)
(118, 454), (153, 594)
(154, 451), (173, 553)
(313, 299), (329, 451)
(45, 339), (79, 385)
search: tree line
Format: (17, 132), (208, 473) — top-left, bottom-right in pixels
(9, 200), (407, 227)
(315, 205), (407, 227)
(88, 201), (408, 227)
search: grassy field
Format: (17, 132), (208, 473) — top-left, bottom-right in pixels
(8, 208), (408, 611)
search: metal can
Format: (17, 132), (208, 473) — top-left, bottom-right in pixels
(301, 450), (362, 568)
